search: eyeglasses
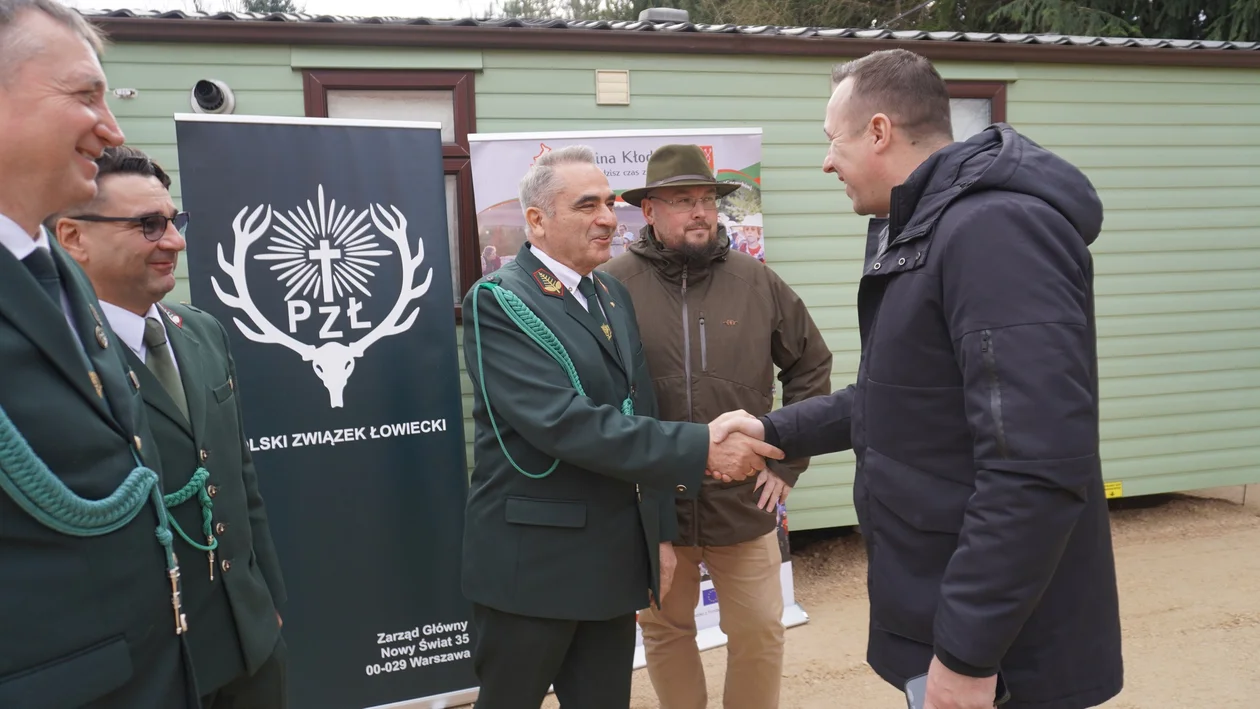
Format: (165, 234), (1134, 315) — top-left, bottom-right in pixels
(70, 212), (189, 241)
(648, 195), (720, 213)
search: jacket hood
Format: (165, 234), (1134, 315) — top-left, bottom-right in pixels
(892, 123), (1103, 247)
(626, 223), (732, 282)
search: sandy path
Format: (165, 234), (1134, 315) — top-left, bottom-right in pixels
(605, 486), (1259, 709)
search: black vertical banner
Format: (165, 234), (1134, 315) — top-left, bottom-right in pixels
(175, 115), (476, 708)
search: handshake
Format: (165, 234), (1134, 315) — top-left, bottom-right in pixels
(705, 410), (783, 483)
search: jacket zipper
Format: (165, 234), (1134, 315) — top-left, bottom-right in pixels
(681, 266), (700, 543)
(980, 330), (1010, 459)
(699, 311), (707, 372)
(681, 266), (693, 422)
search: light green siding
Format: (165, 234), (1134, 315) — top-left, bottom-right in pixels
(101, 41), (1260, 532)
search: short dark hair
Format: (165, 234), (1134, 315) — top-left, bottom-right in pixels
(94, 145), (172, 189)
(43, 145), (171, 231)
(831, 49), (953, 142)
(0, 0), (106, 81)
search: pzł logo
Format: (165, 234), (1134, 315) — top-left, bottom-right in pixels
(212, 185), (433, 408)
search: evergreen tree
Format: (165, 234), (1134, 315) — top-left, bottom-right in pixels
(235, 0), (303, 12)
(590, 0), (1260, 41)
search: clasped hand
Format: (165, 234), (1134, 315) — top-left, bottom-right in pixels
(705, 410), (783, 483)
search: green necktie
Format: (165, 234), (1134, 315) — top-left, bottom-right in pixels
(22, 248), (63, 313)
(577, 276), (613, 342)
(143, 316), (189, 420)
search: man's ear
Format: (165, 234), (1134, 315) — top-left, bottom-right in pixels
(870, 113), (895, 154)
(641, 199), (656, 226)
(54, 218), (90, 265)
(524, 205), (546, 239)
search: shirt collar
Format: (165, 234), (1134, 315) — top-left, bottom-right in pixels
(0, 213), (46, 262)
(99, 300), (165, 361)
(529, 243), (588, 294)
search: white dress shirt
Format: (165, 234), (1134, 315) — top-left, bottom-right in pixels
(0, 212), (77, 332)
(99, 300), (181, 379)
(530, 244), (607, 318)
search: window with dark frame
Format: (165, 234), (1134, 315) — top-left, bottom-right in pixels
(303, 70), (480, 320)
(946, 81), (1008, 140)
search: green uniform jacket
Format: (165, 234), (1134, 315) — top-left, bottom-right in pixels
(461, 243), (710, 621)
(127, 301), (287, 696)
(0, 240), (196, 708)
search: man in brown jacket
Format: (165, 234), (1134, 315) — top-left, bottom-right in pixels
(602, 144), (833, 709)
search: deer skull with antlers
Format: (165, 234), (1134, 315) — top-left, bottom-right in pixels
(212, 198), (433, 408)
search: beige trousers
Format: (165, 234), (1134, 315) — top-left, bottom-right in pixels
(639, 531), (785, 709)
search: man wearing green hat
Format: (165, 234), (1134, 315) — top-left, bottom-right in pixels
(603, 144), (833, 709)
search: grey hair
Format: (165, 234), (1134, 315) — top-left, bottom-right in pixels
(518, 144), (600, 220)
(0, 0), (106, 82)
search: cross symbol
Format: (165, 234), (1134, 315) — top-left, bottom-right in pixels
(308, 239), (342, 303)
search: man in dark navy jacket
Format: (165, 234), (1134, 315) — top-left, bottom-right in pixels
(736, 49), (1123, 709)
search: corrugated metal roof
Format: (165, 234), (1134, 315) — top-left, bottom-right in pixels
(77, 9), (1260, 52)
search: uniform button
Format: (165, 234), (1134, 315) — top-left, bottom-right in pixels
(199, 449), (209, 462)
(898, 257), (906, 265)
(207, 484), (218, 498)
(676, 484), (687, 493)
(133, 435), (142, 451)
(95, 326), (108, 348)
(215, 522), (227, 535)
(872, 262), (881, 270)
(221, 559), (231, 573)
(128, 370), (140, 390)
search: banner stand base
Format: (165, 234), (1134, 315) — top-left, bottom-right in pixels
(365, 686), (480, 709)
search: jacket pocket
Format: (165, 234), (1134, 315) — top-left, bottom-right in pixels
(211, 378), (234, 404)
(862, 448), (972, 645)
(699, 312), (708, 372)
(0, 635), (132, 709)
(505, 496), (587, 528)
(979, 330), (1010, 459)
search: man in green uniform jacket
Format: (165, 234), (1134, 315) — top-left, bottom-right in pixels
(0, 2), (199, 707)
(52, 145), (289, 708)
(461, 144), (783, 709)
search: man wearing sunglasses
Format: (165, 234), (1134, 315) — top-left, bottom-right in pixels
(49, 145), (289, 709)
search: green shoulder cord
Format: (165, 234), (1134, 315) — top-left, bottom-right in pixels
(162, 467), (218, 558)
(471, 281), (634, 479)
(0, 400), (188, 634)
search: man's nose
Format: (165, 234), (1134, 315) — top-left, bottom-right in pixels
(158, 222), (187, 252)
(96, 104), (125, 148)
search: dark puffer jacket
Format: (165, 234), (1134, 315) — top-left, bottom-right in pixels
(762, 124), (1123, 709)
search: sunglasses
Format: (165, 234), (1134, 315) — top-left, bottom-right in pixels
(70, 212), (190, 241)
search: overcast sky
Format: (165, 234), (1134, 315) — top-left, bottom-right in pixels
(64, 0), (496, 20)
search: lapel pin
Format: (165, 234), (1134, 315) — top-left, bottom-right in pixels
(88, 371), (104, 398)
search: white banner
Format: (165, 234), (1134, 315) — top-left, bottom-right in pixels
(467, 127), (806, 669)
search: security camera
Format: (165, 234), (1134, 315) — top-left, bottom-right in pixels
(190, 79), (235, 115)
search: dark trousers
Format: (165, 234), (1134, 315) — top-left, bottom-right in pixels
(200, 637), (288, 709)
(471, 603), (637, 709)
